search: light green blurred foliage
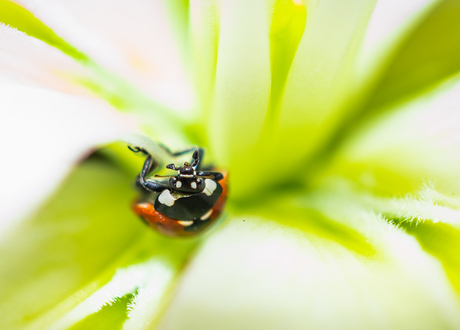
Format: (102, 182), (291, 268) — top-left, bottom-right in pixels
(0, 155), (201, 329)
(0, 0), (86, 60)
(363, 0), (460, 112)
(2, 0), (460, 329)
(69, 293), (135, 330)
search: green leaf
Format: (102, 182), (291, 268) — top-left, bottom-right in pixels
(0, 156), (200, 329)
(364, 0), (460, 112)
(217, 0), (377, 199)
(295, 178), (460, 298)
(207, 0), (272, 196)
(397, 221), (460, 295)
(320, 76), (460, 197)
(189, 0), (219, 122)
(157, 211), (460, 329)
(320, 0), (460, 156)
(0, 0), (87, 60)
(0, 158), (142, 329)
(163, 0), (190, 64)
(266, 0), (306, 130)
(69, 293), (134, 330)
(0, 2), (189, 142)
(0, 81), (130, 232)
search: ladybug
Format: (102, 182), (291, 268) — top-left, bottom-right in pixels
(129, 145), (227, 237)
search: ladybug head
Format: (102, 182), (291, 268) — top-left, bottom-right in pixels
(164, 149), (199, 174)
(174, 162), (195, 177)
(159, 150), (205, 194)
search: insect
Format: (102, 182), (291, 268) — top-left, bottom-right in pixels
(129, 145), (227, 237)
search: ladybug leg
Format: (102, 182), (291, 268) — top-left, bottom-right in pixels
(135, 175), (169, 193)
(158, 144), (205, 170)
(132, 152), (167, 193)
(130, 146), (160, 192)
(190, 148), (204, 170)
(137, 154), (170, 192)
(140, 154), (157, 177)
(158, 144), (196, 157)
(130, 145), (195, 159)
(130, 144), (204, 167)
(196, 171), (224, 182)
(141, 180), (169, 192)
(129, 145), (157, 177)
(128, 145), (148, 155)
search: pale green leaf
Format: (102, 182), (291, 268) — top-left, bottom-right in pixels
(158, 213), (460, 329)
(364, 0), (460, 112)
(220, 0), (377, 199)
(0, 24), (85, 92)
(0, 0), (86, 60)
(0, 159), (142, 329)
(1, 0), (191, 144)
(207, 0), (272, 196)
(321, 76), (460, 197)
(397, 221), (460, 294)
(49, 260), (173, 330)
(11, 0), (195, 115)
(68, 293), (134, 330)
(303, 178), (460, 297)
(0, 81), (130, 232)
(0, 157), (201, 329)
(189, 0), (219, 122)
(357, 0), (439, 77)
(322, 0), (460, 152)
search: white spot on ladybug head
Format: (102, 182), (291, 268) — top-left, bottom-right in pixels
(175, 181), (182, 189)
(191, 181), (197, 189)
(158, 189), (177, 206)
(203, 179), (217, 196)
(178, 220), (193, 227)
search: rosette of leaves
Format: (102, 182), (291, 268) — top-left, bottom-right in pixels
(1, 0), (460, 329)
